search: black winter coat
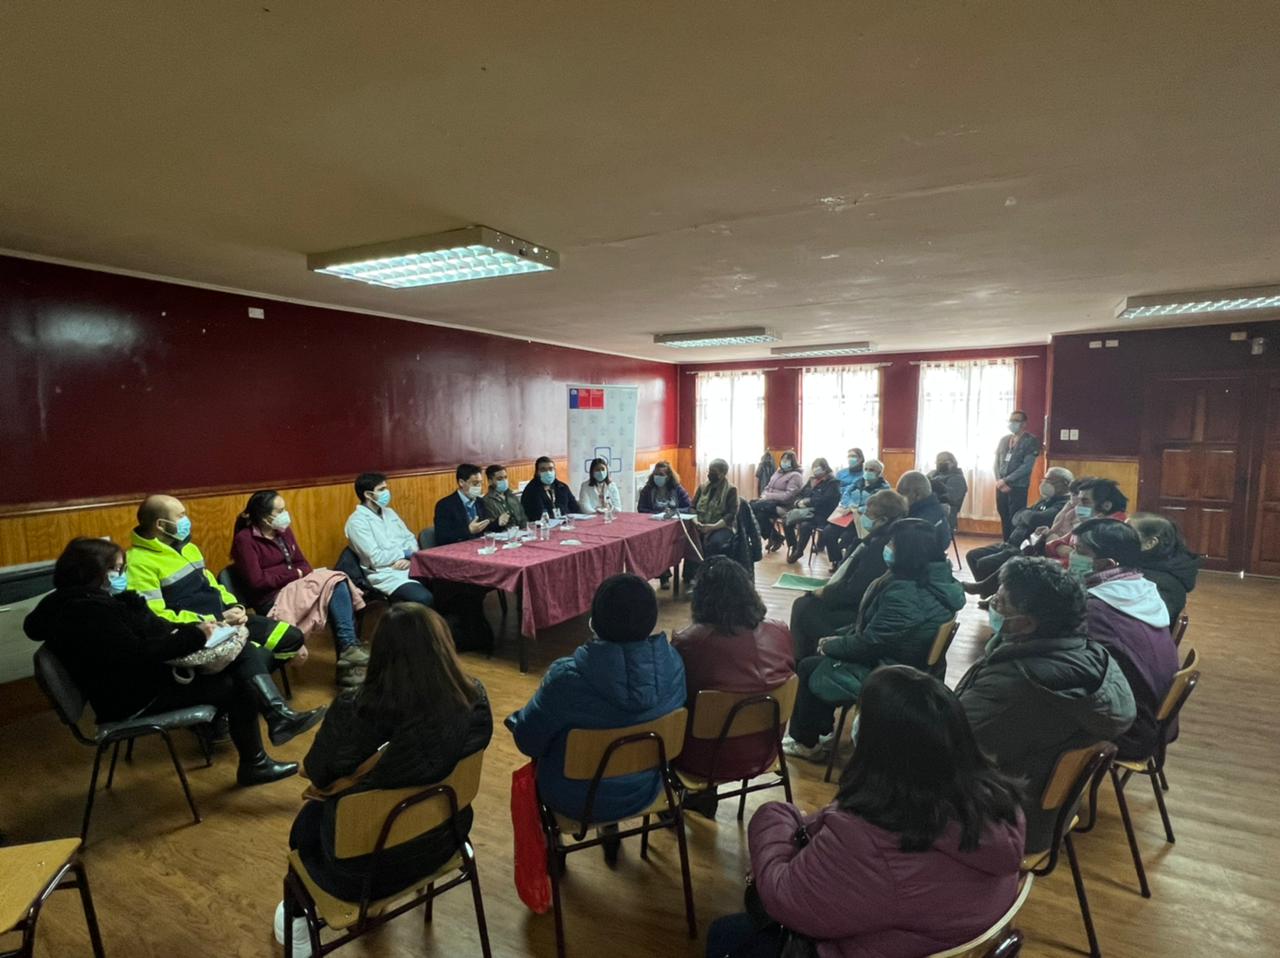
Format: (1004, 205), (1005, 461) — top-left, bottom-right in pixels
(1136, 549), (1202, 624)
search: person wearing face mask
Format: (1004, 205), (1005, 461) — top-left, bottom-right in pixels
(964, 467), (1074, 599)
(783, 457), (841, 564)
(481, 464), (528, 531)
(927, 451), (968, 536)
(231, 490), (368, 689)
(27, 537), (323, 787)
(1128, 512), (1202, 624)
(686, 458), (741, 583)
(789, 490), (909, 661)
(578, 456), (624, 514)
(954, 557), (1136, 852)
(520, 455), (582, 522)
(834, 446), (867, 495)
(429, 464), (498, 653)
(755, 450), (777, 497)
(783, 519), (965, 761)
(823, 458), (890, 564)
(993, 410), (1042, 542)
(1045, 477), (1129, 569)
(749, 449), (804, 552)
(345, 472), (434, 607)
(129, 494), (308, 663)
(637, 461), (693, 589)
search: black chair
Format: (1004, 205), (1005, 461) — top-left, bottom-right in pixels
(217, 564), (291, 699)
(334, 547), (388, 603)
(32, 646), (216, 842)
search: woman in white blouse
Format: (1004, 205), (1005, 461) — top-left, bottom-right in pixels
(578, 457), (624, 513)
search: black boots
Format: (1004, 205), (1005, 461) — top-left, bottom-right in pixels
(249, 674), (326, 746)
(237, 752), (299, 787)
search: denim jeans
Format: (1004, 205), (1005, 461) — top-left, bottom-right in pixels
(327, 581), (358, 651)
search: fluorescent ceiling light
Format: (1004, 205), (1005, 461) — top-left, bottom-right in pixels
(1117, 283), (1280, 320)
(770, 341), (874, 358)
(307, 226), (557, 289)
(653, 327), (778, 348)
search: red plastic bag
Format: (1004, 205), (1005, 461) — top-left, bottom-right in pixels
(510, 761), (552, 914)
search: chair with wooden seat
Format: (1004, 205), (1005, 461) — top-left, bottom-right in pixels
(924, 873), (1034, 958)
(0, 838), (105, 958)
(33, 645), (216, 842)
(1171, 612), (1189, 647)
(1021, 742), (1117, 958)
(282, 749), (491, 957)
(540, 708), (694, 958)
(1107, 647), (1202, 898)
(673, 674), (799, 820)
(823, 620), (960, 783)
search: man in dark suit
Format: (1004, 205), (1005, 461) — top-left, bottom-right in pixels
(994, 410), (1043, 541)
(429, 464), (495, 652)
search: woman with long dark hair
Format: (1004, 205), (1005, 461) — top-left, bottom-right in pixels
(231, 489), (367, 687)
(672, 557), (794, 817)
(25, 537), (323, 787)
(578, 456), (623, 513)
(1128, 512), (1202, 623)
(706, 666), (1025, 957)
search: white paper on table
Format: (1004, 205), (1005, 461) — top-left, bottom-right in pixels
(490, 530), (514, 541)
(560, 539), (583, 546)
(675, 513), (698, 521)
(569, 513), (596, 520)
(501, 541), (523, 550)
(205, 625), (239, 649)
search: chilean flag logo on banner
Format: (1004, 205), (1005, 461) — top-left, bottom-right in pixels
(569, 388), (605, 409)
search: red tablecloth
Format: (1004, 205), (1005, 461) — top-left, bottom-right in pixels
(410, 512), (687, 638)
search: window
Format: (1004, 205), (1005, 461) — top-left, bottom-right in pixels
(915, 359), (1018, 520)
(800, 365), (881, 466)
(695, 371), (766, 493)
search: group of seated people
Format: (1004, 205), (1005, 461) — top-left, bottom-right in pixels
(20, 453), (1203, 957)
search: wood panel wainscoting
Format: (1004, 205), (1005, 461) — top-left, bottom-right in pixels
(1048, 456), (1141, 508)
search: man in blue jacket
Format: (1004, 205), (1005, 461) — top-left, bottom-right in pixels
(507, 574), (685, 860)
(994, 410), (1042, 541)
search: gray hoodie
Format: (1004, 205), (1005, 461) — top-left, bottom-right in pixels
(954, 632), (1136, 853)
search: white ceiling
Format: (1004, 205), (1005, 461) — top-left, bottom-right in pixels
(2, 1), (1279, 362)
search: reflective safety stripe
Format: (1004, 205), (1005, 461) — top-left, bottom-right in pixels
(262, 620), (292, 652)
(159, 564), (203, 587)
(141, 590), (163, 601)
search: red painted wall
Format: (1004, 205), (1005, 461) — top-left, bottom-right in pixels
(678, 345), (1049, 455)
(1049, 321), (1280, 457)
(0, 256), (678, 507)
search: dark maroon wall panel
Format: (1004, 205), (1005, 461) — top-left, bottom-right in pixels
(0, 256), (677, 506)
(1049, 323), (1280, 457)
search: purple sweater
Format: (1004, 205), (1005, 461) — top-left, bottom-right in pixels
(759, 469), (804, 505)
(750, 801), (1024, 958)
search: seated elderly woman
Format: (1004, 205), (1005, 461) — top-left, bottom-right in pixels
(26, 536), (324, 788)
(686, 458), (740, 583)
(821, 457), (891, 564)
(751, 450), (804, 552)
(783, 458), (841, 565)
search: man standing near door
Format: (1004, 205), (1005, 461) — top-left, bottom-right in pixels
(994, 410), (1042, 541)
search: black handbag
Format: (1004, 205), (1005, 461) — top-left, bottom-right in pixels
(741, 824), (819, 958)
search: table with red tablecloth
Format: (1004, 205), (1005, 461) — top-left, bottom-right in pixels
(409, 512), (688, 670)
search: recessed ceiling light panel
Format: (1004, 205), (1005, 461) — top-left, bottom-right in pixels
(653, 327), (778, 348)
(770, 341), (874, 358)
(308, 226), (557, 289)
(1117, 284), (1280, 320)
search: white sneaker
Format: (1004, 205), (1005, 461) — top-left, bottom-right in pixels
(782, 733), (832, 762)
(274, 900), (314, 957)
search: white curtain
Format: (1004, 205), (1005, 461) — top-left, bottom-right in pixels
(915, 360), (1017, 521)
(695, 371), (766, 493)
(800, 365), (881, 465)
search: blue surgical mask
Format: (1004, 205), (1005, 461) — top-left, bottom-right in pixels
(374, 489), (392, 507)
(164, 516), (192, 540)
(781, 458), (794, 470)
(1008, 421), (1024, 434)
(1068, 552), (1094, 579)
(859, 514), (875, 532)
(883, 545), (894, 566)
(863, 471), (880, 485)
(848, 457), (861, 469)
(987, 607), (1005, 633)
(811, 466), (825, 477)
(107, 571), (128, 595)
(466, 483), (482, 500)
(1075, 505), (1094, 520)
(495, 479), (510, 494)
(270, 510), (292, 531)
(539, 470), (556, 486)
(592, 470), (607, 482)
(653, 474), (668, 488)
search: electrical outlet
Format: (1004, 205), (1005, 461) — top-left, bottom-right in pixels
(1060, 429), (1070, 440)
(1068, 429), (1080, 441)
(1105, 339), (1119, 348)
(1088, 340), (1103, 349)
(1230, 331), (1249, 341)
(248, 306), (265, 319)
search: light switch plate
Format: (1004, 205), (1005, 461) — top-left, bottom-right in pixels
(1088, 340), (1103, 349)
(1230, 331), (1249, 341)
(248, 306), (265, 319)
(1068, 429), (1080, 441)
(1060, 429), (1070, 440)
(1105, 339), (1119, 348)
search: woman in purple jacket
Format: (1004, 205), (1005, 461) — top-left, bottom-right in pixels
(707, 666), (1025, 958)
(749, 450), (804, 552)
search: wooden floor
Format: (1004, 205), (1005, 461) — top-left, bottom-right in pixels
(2, 536), (1277, 957)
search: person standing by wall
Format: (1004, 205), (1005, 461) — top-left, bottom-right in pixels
(994, 410), (1042, 542)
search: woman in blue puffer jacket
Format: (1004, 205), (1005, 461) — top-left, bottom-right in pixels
(508, 574), (686, 828)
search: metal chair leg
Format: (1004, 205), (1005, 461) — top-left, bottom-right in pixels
(737, 780), (749, 821)
(673, 808), (698, 939)
(72, 860), (107, 958)
(1110, 766), (1150, 898)
(1157, 768), (1170, 792)
(1150, 765), (1176, 843)
(105, 740), (123, 790)
(824, 705), (851, 784)
(547, 831), (567, 958)
(640, 815), (650, 860)
(423, 883), (434, 923)
(81, 744), (108, 842)
(125, 738), (135, 762)
(1064, 833), (1102, 958)
(158, 729), (201, 825)
(467, 850), (494, 958)
(779, 750), (793, 804)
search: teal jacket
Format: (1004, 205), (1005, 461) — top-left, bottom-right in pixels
(807, 561), (965, 703)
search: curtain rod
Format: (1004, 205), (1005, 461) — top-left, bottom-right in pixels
(683, 367), (779, 374)
(908, 355), (1039, 365)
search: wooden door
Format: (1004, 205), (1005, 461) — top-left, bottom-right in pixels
(1251, 375), (1280, 575)
(1141, 375), (1249, 570)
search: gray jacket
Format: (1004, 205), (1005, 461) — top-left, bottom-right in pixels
(955, 632), (1136, 853)
(994, 432), (1042, 487)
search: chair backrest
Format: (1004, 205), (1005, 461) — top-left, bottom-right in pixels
(334, 546), (375, 595)
(418, 527), (437, 550)
(217, 564), (247, 601)
(562, 708), (688, 781)
(1180, 644), (1199, 673)
(32, 645), (95, 745)
(689, 674), (799, 740)
(1157, 650), (1201, 724)
(1171, 612), (1189, 647)
(1030, 741), (1116, 871)
(924, 874), (1034, 958)
(927, 619), (961, 668)
(331, 749), (485, 860)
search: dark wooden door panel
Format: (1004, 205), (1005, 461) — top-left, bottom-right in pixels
(1201, 449), (1238, 502)
(1251, 376), (1280, 576)
(1156, 392), (1198, 442)
(1255, 508), (1280, 576)
(1159, 449), (1196, 499)
(1203, 384), (1245, 442)
(1198, 508), (1233, 563)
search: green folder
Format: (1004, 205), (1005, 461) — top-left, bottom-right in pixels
(774, 573), (829, 591)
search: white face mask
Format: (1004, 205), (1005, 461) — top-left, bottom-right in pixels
(270, 510), (292, 531)
(465, 483), (482, 500)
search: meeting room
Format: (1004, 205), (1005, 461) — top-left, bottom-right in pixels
(1, 3), (1278, 957)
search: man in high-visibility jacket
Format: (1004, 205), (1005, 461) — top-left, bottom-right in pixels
(128, 494), (306, 660)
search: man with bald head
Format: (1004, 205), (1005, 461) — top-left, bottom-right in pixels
(128, 494), (306, 661)
(896, 470), (950, 559)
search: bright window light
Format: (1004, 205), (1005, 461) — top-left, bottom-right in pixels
(308, 226), (557, 289)
(1117, 284), (1280, 320)
(654, 327), (778, 348)
(772, 341), (874, 358)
